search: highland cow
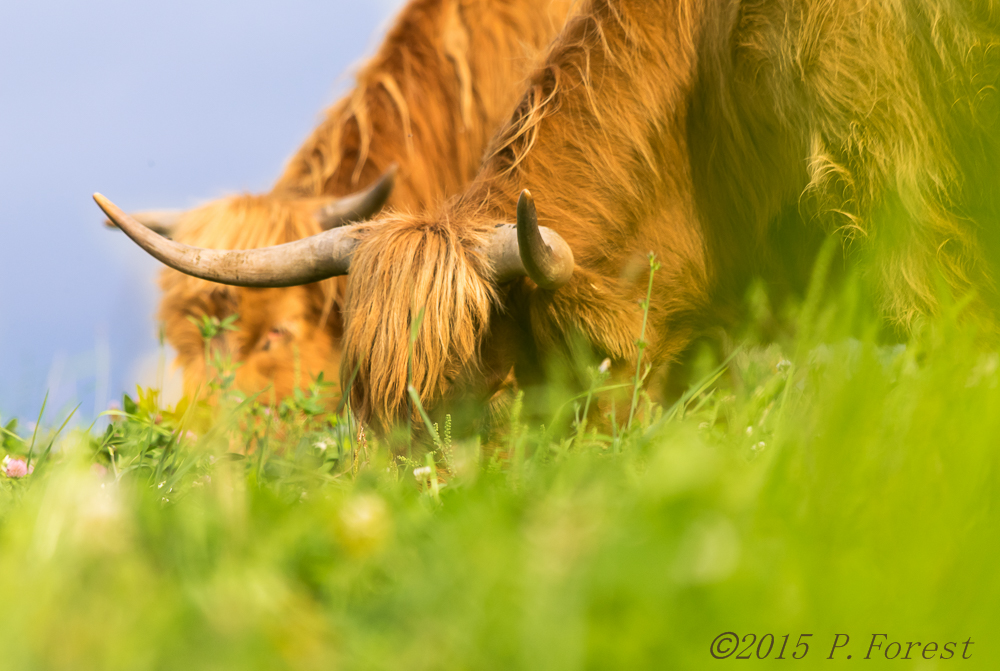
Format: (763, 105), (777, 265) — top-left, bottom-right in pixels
(115, 0), (575, 402)
(101, 0), (1000, 426)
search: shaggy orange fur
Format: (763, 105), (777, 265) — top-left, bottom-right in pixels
(159, 0), (575, 403)
(341, 0), (1000, 425)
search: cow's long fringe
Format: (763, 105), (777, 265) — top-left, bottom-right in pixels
(342, 212), (496, 425)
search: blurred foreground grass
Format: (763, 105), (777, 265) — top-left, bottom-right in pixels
(0, 277), (998, 670)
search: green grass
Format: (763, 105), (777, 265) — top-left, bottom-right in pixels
(0, 275), (997, 670)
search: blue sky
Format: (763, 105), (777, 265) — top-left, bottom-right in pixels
(0, 0), (404, 423)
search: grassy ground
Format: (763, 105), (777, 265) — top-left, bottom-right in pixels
(0, 270), (997, 670)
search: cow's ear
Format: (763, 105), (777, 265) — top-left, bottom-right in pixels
(209, 286), (238, 315)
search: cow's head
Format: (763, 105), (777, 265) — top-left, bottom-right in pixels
(107, 170), (396, 404)
(97, 189), (573, 425)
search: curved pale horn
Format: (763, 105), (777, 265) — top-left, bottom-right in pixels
(316, 164), (398, 230)
(104, 209), (183, 238)
(487, 190), (574, 289)
(95, 193), (358, 287)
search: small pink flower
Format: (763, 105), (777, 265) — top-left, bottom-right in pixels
(2, 456), (33, 479)
(184, 431), (198, 442)
(91, 463), (109, 478)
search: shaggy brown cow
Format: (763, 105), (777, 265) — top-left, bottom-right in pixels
(122, 0), (574, 402)
(101, 0), (1000, 425)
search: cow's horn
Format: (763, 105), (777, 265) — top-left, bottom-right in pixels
(488, 190), (574, 289)
(95, 193), (357, 287)
(104, 209), (183, 239)
(316, 164), (398, 230)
